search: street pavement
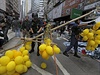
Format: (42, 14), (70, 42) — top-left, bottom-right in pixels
(1, 31), (100, 75)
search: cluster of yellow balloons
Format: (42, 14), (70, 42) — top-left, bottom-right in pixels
(39, 38), (61, 60)
(80, 22), (100, 51)
(0, 42), (32, 75)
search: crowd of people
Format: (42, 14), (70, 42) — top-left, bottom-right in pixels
(0, 13), (12, 49)
(0, 13), (46, 51)
(0, 12), (96, 58)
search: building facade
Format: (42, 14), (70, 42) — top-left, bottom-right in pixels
(46, 0), (100, 21)
(6, 0), (20, 15)
(0, 0), (6, 11)
(38, 0), (44, 18)
(0, 0), (20, 16)
(31, 0), (48, 18)
(31, 0), (40, 15)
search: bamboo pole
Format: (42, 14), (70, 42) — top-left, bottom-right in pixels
(21, 9), (94, 41)
(0, 42), (24, 53)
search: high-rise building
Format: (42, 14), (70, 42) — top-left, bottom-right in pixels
(38, 0), (44, 18)
(6, 0), (20, 15)
(31, 0), (48, 18)
(0, 0), (6, 11)
(24, 0), (28, 16)
(0, 0), (20, 16)
(31, 0), (40, 14)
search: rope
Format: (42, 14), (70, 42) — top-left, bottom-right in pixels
(53, 54), (58, 75)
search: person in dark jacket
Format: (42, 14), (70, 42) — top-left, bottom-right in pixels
(22, 16), (31, 38)
(29, 17), (39, 55)
(29, 17), (44, 56)
(12, 17), (21, 37)
(63, 20), (95, 58)
(0, 29), (4, 50)
(1, 15), (10, 43)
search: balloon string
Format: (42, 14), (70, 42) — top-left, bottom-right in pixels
(50, 30), (58, 75)
(54, 53), (58, 75)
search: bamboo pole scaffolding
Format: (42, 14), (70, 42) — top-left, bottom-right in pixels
(21, 9), (95, 41)
(0, 42), (24, 53)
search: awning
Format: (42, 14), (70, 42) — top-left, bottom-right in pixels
(54, 15), (70, 22)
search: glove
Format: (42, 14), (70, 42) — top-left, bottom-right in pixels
(88, 21), (96, 25)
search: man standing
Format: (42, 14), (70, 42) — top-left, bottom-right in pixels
(22, 16), (31, 38)
(2, 15), (10, 43)
(29, 17), (39, 55)
(63, 20), (95, 58)
(12, 17), (21, 37)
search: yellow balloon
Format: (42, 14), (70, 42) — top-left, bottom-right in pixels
(83, 29), (89, 35)
(82, 36), (88, 41)
(23, 65), (28, 72)
(39, 44), (46, 51)
(86, 46), (91, 50)
(95, 22), (100, 27)
(41, 63), (47, 69)
(46, 46), (53, 56)
(0, 66), (6, 74)
(53, 46), (60, 54)
(23, 55), (29, 62)
(25, 45), (31, 50)
(14, 51), (22, 58)
(95, 30), (100, 35)
(19, 46), (25, 52)
(88, 40), (95, 46)
(91, 47), (95, 51)
(93, 25), (99, 30)
(7, 70), (15, 75)
(15, 56), (24, 65)
(0, 58), (1, 64)
(2, 73), (8, 75)
(80, 33), (85, 37)
(15, 64), (24, 74)
(95, 39), (100, 44)
(12, 72), (20, 75)
(91, 29), (95, 34)
(46, 39), (51, 43)
(87, 33), (94, 38)
(25, 60), (32, 68)
(7, 61), (16, 71)
(93, 44), (98, 48)
(42, 51), (49, 60)
(22, 50), (28, 56)
(39, 51), (43, 55)
(5, 50), (14, 59)
(25, 41), (32, 45)
(95, 35), (100, 40)
(46, 39), (51, 46)
(0, 56), (10, 66)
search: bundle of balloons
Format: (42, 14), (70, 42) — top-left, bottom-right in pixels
(39, 38), (61, 60)
(0, 42), (32, 75)
(80, 22), (100, 51)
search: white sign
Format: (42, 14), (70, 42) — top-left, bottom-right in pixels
(84, 1), (100, 10)
(53, 3), (63, 19)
